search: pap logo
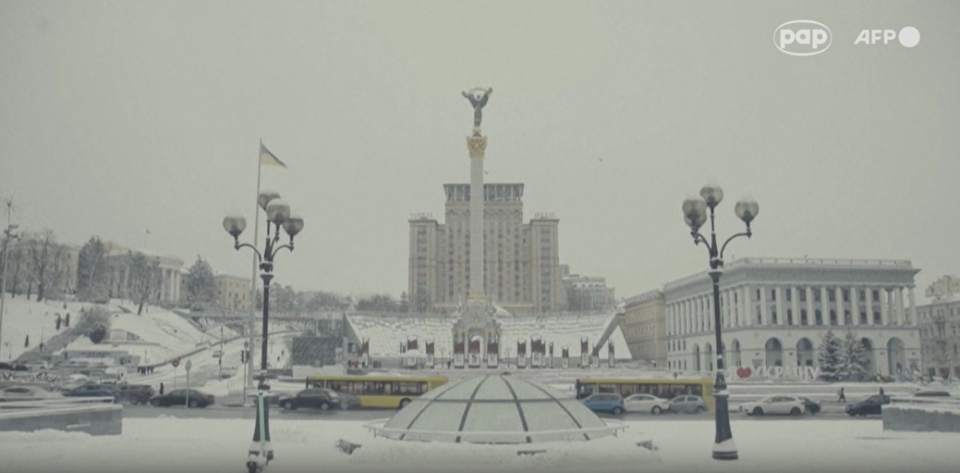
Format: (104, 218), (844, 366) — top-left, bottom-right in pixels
(854, 27), (920, 47)
(774, 20), (832, 56)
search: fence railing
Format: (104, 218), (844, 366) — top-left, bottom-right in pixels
(362, 419), (628, 441)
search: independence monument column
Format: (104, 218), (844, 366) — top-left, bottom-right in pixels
(463, 87), (493, 302)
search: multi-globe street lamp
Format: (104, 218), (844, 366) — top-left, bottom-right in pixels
(681, 183), (758, 461)
(222, 190), (303, 473)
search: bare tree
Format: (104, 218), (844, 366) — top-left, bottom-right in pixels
(26, 230), (64, 303)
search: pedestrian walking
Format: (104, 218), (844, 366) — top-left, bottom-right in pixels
(879, 387), (885, 396)
(838, 387), (846, 403)
(159, 382), (165, 395)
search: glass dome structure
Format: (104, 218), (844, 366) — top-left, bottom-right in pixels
(369, 375), (624, 444)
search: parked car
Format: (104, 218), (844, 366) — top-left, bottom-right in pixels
(278, 388), (344, 411)
(0, 362), (29, 371)
(582, 393), (625, 415)
(914, 390), (950, 397)
(0, 385), (63, 402)
(148, 389), (215, 408)
(118, 384), (155, 405)
(668, 395), (707, 414)
(623, 393), (670, 414)
(741, 395), (806, 416)
(799, 396), (821, 415)
(64, 384), (121, 401)
(845, 394), (891, 416)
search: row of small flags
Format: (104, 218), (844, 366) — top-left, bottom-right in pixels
(396, 336), (614, 357)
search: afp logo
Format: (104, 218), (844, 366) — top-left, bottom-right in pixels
(774, 20), (832, 56)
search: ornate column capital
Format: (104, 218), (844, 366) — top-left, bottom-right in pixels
(466, 133), (487, 159)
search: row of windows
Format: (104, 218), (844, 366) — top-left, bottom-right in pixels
(311, 381), (427, 396)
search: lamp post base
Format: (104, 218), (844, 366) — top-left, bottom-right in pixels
(246, 389), (273, 472)
(712, 437), (739, 460)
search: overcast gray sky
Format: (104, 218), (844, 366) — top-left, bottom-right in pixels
(1, 1), (958, 302)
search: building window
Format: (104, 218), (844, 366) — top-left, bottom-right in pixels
(786, 290), (792, 302)
(830, 310), (837, 325)
(814, 290), (821, 302)
(844, 310), (852, 324)
(860, 311), (867, 324)
(873, 290), (880, 302)
(843, 289), (849, 302)
(787, 309), (793, 325)
(800, 309), (808, 326)
(828, 290), (835, 302)
(815, 310), (823, 326)
(799, 289), (806, 302)
(873, 311), (882, 324)
(771, 311), (778, 325)
(771, 289), (777, 301)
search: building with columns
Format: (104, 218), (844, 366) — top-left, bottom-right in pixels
(621, 289), (666, 367)
(104, 247), (183, 304)
(663, 257), (922, 377)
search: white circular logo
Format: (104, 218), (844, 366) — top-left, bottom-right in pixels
(899, 26), (920, 48)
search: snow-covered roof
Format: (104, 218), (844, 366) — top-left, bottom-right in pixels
(346, 311), (630, 358)
(376, 375), (618, 443)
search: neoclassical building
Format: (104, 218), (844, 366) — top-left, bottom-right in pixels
(104, 247), (183, 304)
(664, 257), (922, 377)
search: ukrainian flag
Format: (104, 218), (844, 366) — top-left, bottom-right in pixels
(260, 142), (286, 168)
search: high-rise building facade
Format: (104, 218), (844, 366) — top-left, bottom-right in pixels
(408, 183), (561, 314)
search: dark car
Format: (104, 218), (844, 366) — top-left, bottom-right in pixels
(914, 391), (950, 397)
(278, 388), (344, 411)
(118, 384), (155, 405)
(0, 362), (29, 371)
(846, 394), (891, 416)
(64, 384), (121, 401)
(149, 389), (215, 408)
(799, 396), (821, 415)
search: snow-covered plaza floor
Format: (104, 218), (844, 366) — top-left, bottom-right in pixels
(1, 417), (959, 473)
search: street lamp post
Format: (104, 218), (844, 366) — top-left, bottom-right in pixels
(681, 184), (758, 461)
(223, 191), (304, 473)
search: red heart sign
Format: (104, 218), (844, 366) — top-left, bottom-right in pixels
(736, 367), (752, 378)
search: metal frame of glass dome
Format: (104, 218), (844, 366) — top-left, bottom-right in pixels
(361, 375), (628, 445)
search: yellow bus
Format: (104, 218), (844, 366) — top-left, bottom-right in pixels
(575, 377), (715, 410)
(305, 375), (448, 409)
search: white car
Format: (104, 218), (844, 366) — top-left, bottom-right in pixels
(741, 395), (806, 416)
(623, 393), (671, 414)
(0, 385), (64, 402)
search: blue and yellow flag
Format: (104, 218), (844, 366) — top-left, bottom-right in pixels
(260, 142), (286, 168)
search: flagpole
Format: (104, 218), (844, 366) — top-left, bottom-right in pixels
(248, 139), (263, 398)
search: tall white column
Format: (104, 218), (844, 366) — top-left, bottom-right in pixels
(865, 287), (874, 325)
(908, 287), (917, 326)
(851, 286), (860, 325)
(820, 287), (830, 326)
(791, 286), (800, 326)
(835, 287), (845, 325)
(805, 287), (814, 326)
(742, 286), (752, 327)
(466, 130), (487, 300)
(880, 288), (890, 326)
(760, 286), (769, 326)
(775, 286), (785, 326)
(897, 287), (906, 326)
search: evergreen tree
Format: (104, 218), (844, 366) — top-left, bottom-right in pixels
(184, 256), (216, 309)
(839, 329), (870, 381)
(817, 329), (843, 381)
(77, 236), (109, 302)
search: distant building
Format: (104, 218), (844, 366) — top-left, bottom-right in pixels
(103, 244), (183, 304)
(214, 274), (251, 311)
(561, 269), (616, 311)
(664, 257), (923, 377)
(622, 289), (666, 367)
(408, 183), (562, 314)
(2, 232), (79, 298)
(917, 295), (960, 379)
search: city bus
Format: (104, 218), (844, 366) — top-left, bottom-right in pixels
(575, 377), (715, 410)
(304, 375), (448, 409)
